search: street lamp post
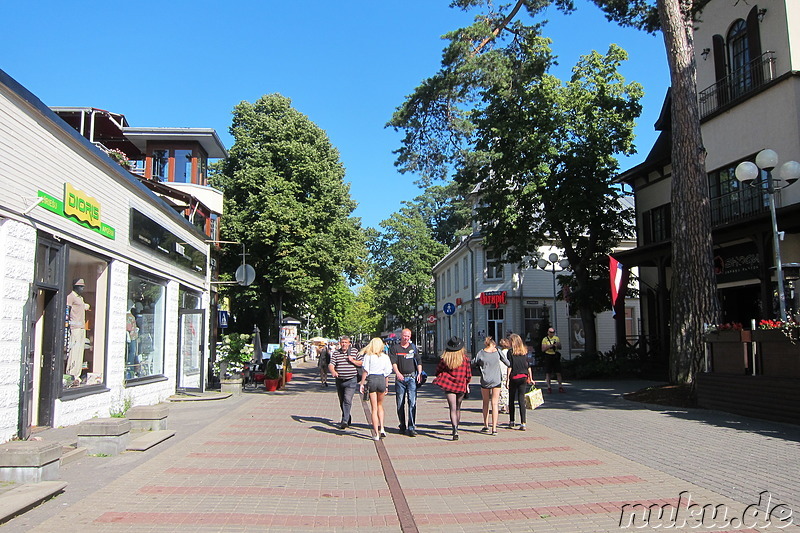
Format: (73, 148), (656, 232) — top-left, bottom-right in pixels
(417, 305), (425, 356)
(537, 253), (570, 334)
(735, 149), (800, 321)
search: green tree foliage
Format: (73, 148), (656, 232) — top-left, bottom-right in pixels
(369, 206), (450, 330)
(340, 284), (384, 341)
(411, 182), (472, 248)
(390, 9), (641, 354)
(211, 94), (365, 339)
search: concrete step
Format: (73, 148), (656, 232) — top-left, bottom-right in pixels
(126, 430), (175, 452)
(60, 446), (86, 465)
(0, 481), (67, 523)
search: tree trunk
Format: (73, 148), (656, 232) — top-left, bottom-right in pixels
(657, 0), (719, 384)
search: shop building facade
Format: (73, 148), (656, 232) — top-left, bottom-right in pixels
(432, 233), (640, 358)
(0, 69), (226, 442)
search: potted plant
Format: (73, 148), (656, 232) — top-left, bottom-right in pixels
(216, 333), (253, 392)
(264, 348), (284, 391)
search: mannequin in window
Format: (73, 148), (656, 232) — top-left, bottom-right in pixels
(126, 301), (140, 378)
(66, 278), (90, 385)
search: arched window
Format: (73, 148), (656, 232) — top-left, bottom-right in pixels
(727, 19), (751, 97)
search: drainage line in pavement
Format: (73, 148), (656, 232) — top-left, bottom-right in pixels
(362, 401), (419, 533)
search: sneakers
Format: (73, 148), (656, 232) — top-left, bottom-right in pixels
(519, 424), (526, 431)
(338, 422), (348, 430)
(508, 422), (517, 429)
(452, 432), (459, 441)
(380, 429), (387, 439)
(373, 435), (381, 441)
(398, 426), (406, 435)
(559, 386), (565, 393)
(480, 427), (489, 433)
(491, 430), (498, 436)
(407, 429), (417, 437)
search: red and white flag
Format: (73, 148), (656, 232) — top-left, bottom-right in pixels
(609, 255), (624, 312)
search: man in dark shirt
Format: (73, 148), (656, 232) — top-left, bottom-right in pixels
(389, 328), (422, 436)
(328, 335), (362, 429)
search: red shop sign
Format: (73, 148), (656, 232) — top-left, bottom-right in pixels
(480, 290), (507, 308)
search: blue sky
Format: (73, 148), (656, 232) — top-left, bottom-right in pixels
(2, 1), (668, 230)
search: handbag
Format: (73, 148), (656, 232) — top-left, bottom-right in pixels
(524, 385), (544, 410)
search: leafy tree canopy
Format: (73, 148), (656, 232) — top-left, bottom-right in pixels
(211, 94), (365, 337)
(369, 206), (450, 329)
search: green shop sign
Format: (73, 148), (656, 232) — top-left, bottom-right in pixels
(37, 185), (115, 240)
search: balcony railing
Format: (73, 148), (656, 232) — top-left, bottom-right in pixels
(710, 186), (770, 226)
(699, 52), (776, 119)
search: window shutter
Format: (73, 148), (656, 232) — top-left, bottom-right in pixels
(746, 6), (764, 85)
(712, 34), (728, 105)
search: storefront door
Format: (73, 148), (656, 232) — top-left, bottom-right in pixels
(23, 235), (66, 435)
(177, 309), (205, 392)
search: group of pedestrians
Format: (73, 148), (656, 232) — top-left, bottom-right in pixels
(324, 328), (560, 441)
(326, 329), (423, 437)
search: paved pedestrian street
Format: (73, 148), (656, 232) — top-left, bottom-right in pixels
(8, 361), (800, 532)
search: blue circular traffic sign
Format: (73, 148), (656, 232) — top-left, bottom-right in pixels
(443, 302), (456, 315)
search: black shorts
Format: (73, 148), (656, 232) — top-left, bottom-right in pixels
(544, 353), (562, 374)
(366, 374), (387, 393)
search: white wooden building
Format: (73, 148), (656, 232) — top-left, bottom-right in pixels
(0, 69), (224, 442)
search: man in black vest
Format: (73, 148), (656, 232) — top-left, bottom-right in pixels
(390, 328), (422, 436)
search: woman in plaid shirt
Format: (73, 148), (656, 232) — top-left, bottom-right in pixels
(433, 337), (472, 441)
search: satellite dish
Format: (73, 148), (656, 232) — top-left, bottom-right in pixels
(235, 264), (256, 286)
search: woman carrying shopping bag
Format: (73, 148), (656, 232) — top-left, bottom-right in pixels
(506, 334), (534, 431)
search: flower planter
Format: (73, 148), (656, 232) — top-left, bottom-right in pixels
(752, 329), (800, 378)
(285, 372), (293, 383)
(264, 378), (280, 391)
(220, 377), (243, 395)
(705, 330), (750, 374)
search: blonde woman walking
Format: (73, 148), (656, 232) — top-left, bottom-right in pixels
(474, 337), (510, 435)
(359, 338), (392, 440)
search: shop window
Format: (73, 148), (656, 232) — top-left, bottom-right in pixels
(126, 270), (166, 381)
(523, 307), (546, 345)
(463, 257), (469, 288)
(64, 248), (109, 389)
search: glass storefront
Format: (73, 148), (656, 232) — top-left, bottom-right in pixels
(64, 248), (109, 389)
(125, 270), (166, 381)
